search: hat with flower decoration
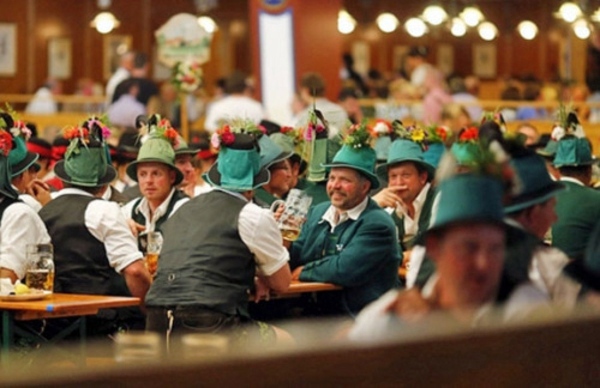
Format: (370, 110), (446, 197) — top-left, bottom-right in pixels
(305, 107), (330, 182)
(0, 111), (40, 177)
(376, 120), (436, 182)
(54, 117), (117, 187)
(370, 119), (394, 162)
(552, 109), (597, 168)
(206, 122), (269, 191)
(271, 126), (308, 175)
(422, 125), (451, 169)
(257, 122), (293, 168)
(126, 114), (183, 185)
(323, 121), (380, 189)
(0, 123), (20, 200)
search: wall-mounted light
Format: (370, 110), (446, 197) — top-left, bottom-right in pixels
(557, 2), (583, 23)
(338, 9), (357, 34)
(460, 6), (484, 27)
(405, 17), (428, 38)
(517, 20), (538, 40)
(450, 17), (467, 37)
(198, 16), (217, 34)
(422, 5), (448, 26)
(376, 12), (400, 33)
(90, 11), (120, 34)
(573, 18), (591, 39)
(478, 21), (498, 41)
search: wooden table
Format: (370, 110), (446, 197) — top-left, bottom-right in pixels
(0, 293), (140, 361)
(251, 280), (342, 301)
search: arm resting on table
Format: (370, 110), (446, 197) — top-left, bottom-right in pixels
(264, 264), (292, 293)
(122, 259), (152, 303)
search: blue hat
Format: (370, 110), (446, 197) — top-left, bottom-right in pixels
(374, 136), (393, 162)
(504, 153), (565, 213)
(422, 142), (446, 169)
(206, 133), (270, 191)
(450, 142), (484, 166)
(259, 134), (293, 168)
(323, 145), (380, 189)
(376, 139), (435, 181)
(552, 136), (597, 168)
(428, 174), (505, 233)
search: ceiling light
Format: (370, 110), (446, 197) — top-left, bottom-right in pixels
(405, 17), (428, 38)
(338, 10), (357, 34)
(478, 21), (498, 41)
(450, 17), (467, 37)
(422, 5), (448, 26)
(573, 19), (591, 39)
(558, 2), (583, 23)
(592, 7), (600, 22)
(460, 6), (484, 27)
(198, 16), (217, 34)
(90, 11), (120, 34)
(376, 12), (400, 33)
(517, 20), (538, 40)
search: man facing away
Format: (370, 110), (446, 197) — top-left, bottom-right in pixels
(289, 124), (401, 317)
(39, 118), (151, 334)
(145, 130), (291, 345)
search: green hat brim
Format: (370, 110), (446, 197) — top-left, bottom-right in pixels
(126, 159), (184, 186)
(323, 162), (381, 190)
(504, 181), (566, 214)
(10, 152), (40, 177)
(54, 160), (117, 187)
(205, 161), (270, 191)
(553, 159), (600, 168)
(175, 147), (199, 156)
(375, 158), (436, 183)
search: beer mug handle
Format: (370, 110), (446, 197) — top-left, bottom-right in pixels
(270, 199), (285, 213)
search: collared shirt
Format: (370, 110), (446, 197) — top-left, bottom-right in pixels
(559, 176), (585, 186)
(388, 183), (431, 242)
(54, 188), (142, 273)
(214, 187), (289, 276)
(121, 187), (189, 232)
(0, 199), (51, 279)
(321, 196), (369, 233)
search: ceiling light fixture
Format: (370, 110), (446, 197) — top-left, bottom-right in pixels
(478, 21), (498, 41)
(338, 9), (357, 34)
(376, 12), (400, 33)
(198, 16), (217, 34)
(422, 5), (448, 26)
(557, 2), (583, 23)
(460, 6), (484, 27)
(517, 20), (538, 40)
(449, 17), (467, 37)
(573, 18), (591, 39)
(91, 11), (120, 34)
(405, 17), (428, 38)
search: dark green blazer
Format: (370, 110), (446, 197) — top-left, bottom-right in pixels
(391, 186), (436, 251)
(552, 180), (600, 260)
(290, 198), (401, 316)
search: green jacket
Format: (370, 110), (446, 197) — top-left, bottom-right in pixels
(290, 198), (401, 316)
(391, 186), (436, 251)
(552, 180), (600, 260)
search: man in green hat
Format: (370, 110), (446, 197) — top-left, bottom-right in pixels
(173, 135), (200, 198)
(551, 132), (600, 261)
(121, 115), (189, 238)
(145, 130), (292, 344)
(289, 126), (401, 317)
(254, 131), (294, 207)
(350, 173), (511, 341)
(0, 123), (51, 285)
(39, 118), (151, 334)
(502, 147), (580, 306)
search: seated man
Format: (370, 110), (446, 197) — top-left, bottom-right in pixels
(121, 115), (189, 237)
(502, 146), (581, 307)
(350, 173), (510, 341)
(145, 129), (291, 344)
(0, 121), (50, 284)
(289, 124), (401, 317)
(39, 119), (151, 334)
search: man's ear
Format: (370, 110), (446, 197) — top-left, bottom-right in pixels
(169, 169), (177, 185)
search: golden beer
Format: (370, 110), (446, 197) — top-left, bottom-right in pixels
(145, 252), (159, 276)
(25, 269), (54, 291)
(281, 228), (300, 242)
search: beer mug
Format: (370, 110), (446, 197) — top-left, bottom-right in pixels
(143, 231), (162, 276)
(25, 243), (54, 292)
(270, 189), (312, 241)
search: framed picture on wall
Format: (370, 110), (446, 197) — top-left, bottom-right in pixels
(103, 35), (132, 81)
(0, 23), (16, 76)
(48, 38), (72, 79)
(473, 43), (497, 79)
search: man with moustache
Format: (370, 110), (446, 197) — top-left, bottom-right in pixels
(289, 126), (401, 317)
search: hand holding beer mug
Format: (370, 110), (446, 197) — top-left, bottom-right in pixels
(25, 243), (54, 293)
(143, 231), (162, 277)
(270, 189), (312, 241)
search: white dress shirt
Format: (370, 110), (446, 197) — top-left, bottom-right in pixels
(121, 188), (189, 232)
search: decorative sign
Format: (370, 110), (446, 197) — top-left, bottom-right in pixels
(155, 13), (213, 68)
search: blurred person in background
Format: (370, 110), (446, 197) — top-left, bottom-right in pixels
(26, 78), (62, 114)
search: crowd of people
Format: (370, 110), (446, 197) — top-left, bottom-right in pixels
(3, 46), (600, 352)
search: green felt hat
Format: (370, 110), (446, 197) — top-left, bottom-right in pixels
(374, 136), (393, 162)
(422, 142), (446, 169)
(536, 139), (558, 159)
(206, 133), (269, 191)
(259, 133), (293, 168)
(428, 174), (505, 233)
(126, 115), (184, 186)
(450, 142), (484, 166)
(8, 133), (39, 177)
(0, 122), (20, 199)
(552, 136), (597, 168)
(376, 139), (435, 181)
(504, 153), (565, 213)
(323, 144), (380, 189)
(174, 136), (199, 156)
(54, 121), (116, 187)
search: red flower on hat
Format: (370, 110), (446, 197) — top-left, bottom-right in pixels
(63, 126), (90, 141)
(459, 126), (479, 143)
(0, 129), (12, 156)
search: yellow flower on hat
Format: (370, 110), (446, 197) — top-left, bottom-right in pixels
(411, 127), (425, 142)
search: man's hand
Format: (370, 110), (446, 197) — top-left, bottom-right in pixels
(26, 179), (52, 206)
(291, 266), (303, 281)
(127, 219), (146, 237)
(372, 186), (404, 209)
(253, 276), (271, 302)
(385, 288), (433, 322)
